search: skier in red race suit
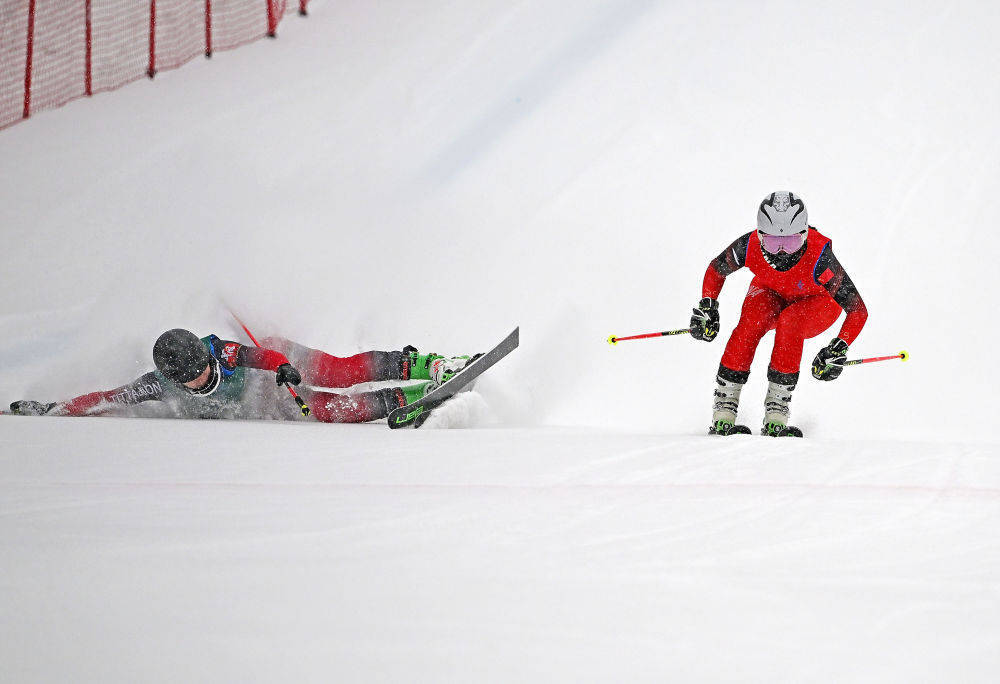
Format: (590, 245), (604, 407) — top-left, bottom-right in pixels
(9, 329), (473, 423)
(690, 191), (868, 437)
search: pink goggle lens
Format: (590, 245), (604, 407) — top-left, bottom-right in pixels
(759, 231), (805, 254)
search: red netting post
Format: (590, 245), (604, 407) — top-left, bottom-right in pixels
(205, 0), (213, 57)
(299, 0), (308, 16)
(85, 0), (93, 95)
(147, 0), (157, 78)
(266, 0), (278, 37)
(23, 0), (36, 119)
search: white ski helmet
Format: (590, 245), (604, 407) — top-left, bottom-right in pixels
(757, 191), (808, 236)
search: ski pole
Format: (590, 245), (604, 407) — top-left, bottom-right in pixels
(607, 328), (691, 345)
(230, 312), (310, 417)
(843, 350), (909, 367)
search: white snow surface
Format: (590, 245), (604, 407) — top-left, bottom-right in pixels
(2, 0), (1000, 681)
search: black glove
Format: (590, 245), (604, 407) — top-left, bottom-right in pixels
(812, 338), (848, 381)
(690, 298), (720, 342)
(10, 400), (57, 416)
(275, 363), (302, 386)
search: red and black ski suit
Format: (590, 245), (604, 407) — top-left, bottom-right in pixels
(703, 227), (868, 386)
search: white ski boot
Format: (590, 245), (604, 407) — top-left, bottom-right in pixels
(710, 375), (751, 435)
(761, 380), (803, 437)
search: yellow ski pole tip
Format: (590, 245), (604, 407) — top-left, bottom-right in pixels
(899, 350), (909, 362)
(607, 335), (618, 346)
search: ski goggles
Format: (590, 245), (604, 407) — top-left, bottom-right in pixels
(758, 230), (806, 254)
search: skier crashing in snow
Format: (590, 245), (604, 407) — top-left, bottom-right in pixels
(9, 329), (475, 423)
(690, 191), (868, 437)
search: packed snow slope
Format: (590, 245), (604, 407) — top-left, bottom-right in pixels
(3, 419), (1000, 682)
(2, 0), (1000, 681)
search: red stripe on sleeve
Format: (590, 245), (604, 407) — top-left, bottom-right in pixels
(702, 264), (726, 299)
(837, 299), (868, 345)
(58, 391), (107, 416)
(240, 347), (290, 372)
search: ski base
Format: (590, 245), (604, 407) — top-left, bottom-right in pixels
(388, 327), (519, 429)
(710, 423), (805, 437)
(709, 423), (752, 436)
(762, 425), (804, 438)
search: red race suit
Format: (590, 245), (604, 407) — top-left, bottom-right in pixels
(702, 227), (868, 385)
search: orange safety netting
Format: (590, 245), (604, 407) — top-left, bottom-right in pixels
(1, 0), (309, 131)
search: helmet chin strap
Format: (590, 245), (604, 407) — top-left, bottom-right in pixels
(186, 357), (222, 396)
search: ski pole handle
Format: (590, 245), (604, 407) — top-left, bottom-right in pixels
(230, 312), (311, 417)
(608, 329), (691, 345)
(843, 350), (909, 367)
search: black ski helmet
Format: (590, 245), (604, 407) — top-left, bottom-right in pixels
(153, 329), (211, 383)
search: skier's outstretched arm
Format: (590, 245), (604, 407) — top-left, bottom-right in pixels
(691, 233), (753, 342)
(703, 232), (753, 299)
(213, 339), (301, 386)
(10, 372), (166, 416)
(813, 246), (868, 345)
(811, 246), (869, 381)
